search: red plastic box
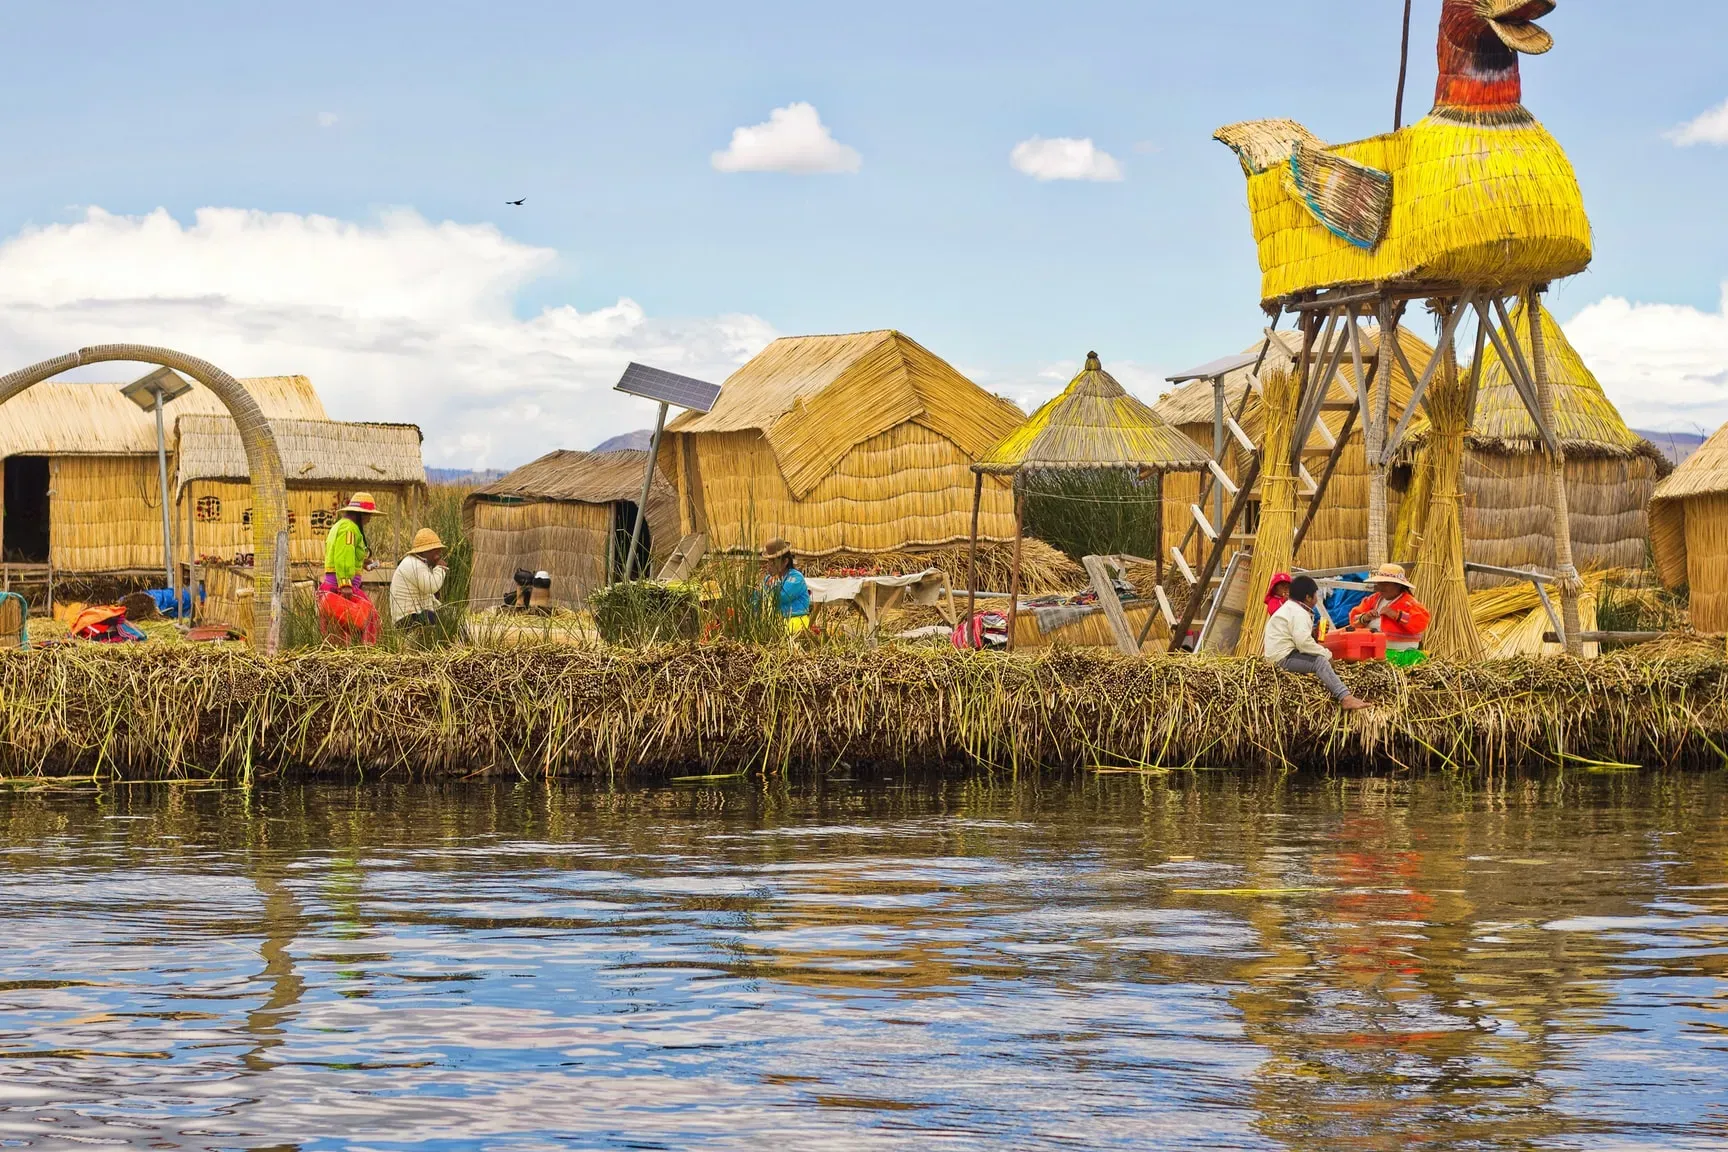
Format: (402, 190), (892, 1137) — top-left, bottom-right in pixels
(1323, 629), (1387, 662)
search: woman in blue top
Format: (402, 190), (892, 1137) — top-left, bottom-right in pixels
(760, 537), (810, 634)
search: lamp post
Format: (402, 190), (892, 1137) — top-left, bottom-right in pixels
(121, 367), (193, 620)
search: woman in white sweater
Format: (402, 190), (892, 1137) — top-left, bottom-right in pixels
(1264, 575), (1369, 711)
(389, 528), (447, 634)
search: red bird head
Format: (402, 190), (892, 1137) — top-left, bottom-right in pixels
(1435, 0), (1556, 119)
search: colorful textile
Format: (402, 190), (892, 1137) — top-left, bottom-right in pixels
(1323, 573), (1371, 628)
(318, 590), (380, 646)
(323, 517), (369, 583)
(767, 568), (810, 618)
(1349, 590), (1431, 640)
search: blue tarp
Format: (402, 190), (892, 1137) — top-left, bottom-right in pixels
(1323, 573), (1371, 628)
(146, 586), (203, 619)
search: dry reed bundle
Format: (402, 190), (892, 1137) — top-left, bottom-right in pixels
(1236, 368), (1298, 657)
(802, 538), (1083, 594)
(5, 643), (1728, 779)
(1410, 321), (1480, 660)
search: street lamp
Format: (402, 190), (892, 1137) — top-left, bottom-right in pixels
(121, 367), (193, 618)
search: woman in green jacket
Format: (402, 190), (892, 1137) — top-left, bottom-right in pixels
(319, 492), (384, 643)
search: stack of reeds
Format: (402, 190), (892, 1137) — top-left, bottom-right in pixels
(1410, 315), (1481, 660)
(5, 642), (1728, 779)
(1237, 368), (1298, 657)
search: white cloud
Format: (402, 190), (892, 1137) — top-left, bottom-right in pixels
(0, 207), (775, 469)
(710, 102), (861, 174)
(1565, 284), (1728, 431)
(1009, 137), (1124, 182)
(316, 111), (340, 129)
(1666, 98), (1728, 146)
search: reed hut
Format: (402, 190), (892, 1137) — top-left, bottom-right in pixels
(464, 449), (676, 609)
(0, 376), (325, 575)
(1650, 422), (1728, 632)
(1154, 327), (1429, 573)
(972, 352), (1208, 649)
(1399, 301), (1668, 582)
(655, 331), (1026, 558)
(174, 415), (426, 568)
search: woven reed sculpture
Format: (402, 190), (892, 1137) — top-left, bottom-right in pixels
(0, 347), (289, 653)
(1200, 0), (1595, 655)
(1409, 309), (1483, 660)
(1235, 368), (1299, 658)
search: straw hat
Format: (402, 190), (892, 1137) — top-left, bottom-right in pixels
(407, 528), (444, 555)
(761, 537), (793, 561)
(341, 492), (385, 515)
(1368, 562), (1414, 591)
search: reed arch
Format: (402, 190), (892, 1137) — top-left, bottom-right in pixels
(0, 345), (289, 654)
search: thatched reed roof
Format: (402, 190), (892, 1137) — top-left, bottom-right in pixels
(663, 330), (1025, 498)
(1154, 326), (1429, 439)
(1462, 301), (1662, 461)
(975, 353), (1207, 475)
(468, 449), (669, 507)
(0, 375), (324, 457)
(1651, 422), (1728, 506)
(173, 414), (424, 494)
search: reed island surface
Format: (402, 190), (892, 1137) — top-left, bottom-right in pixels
(5, 641), (1726, 781)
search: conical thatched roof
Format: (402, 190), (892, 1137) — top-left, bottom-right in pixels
(1651, 422), (1728, 505)
(974, 353), (1208, 475)
(1467, 301), (1655, 459)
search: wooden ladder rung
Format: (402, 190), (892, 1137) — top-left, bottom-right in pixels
(1190, 504), (1218, 542)
(1170, 546), (1197, 585)
(1298, 464), (1319, 495)
(1154, 585), (1177, 627)
(1225, 416), (1257, 455)
(1206, 460), (1239, 498)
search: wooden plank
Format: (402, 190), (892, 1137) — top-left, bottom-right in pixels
(1168, 455), (1264, 651)
(1206, 459), (1239, 498)
(1465, 561), (1556, 585)
(1154, 585), (1177, 626)
(1190, 504), (1218, 542)
(1297, 463), (1319, 495)
(1533, 579), (1564, 646)
(1083, 555), (1141, 656)
(1225, 416), (1256, 454)
(655, 533), (708, 582)
(1170, 546), (1197, 585)
(1542, 631), (1666, 644)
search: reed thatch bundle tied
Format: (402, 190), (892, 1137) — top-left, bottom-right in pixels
(5, 644), (1728, 778)
(1237, 368), (1299, 657)
(1410, 311), (1482, 661)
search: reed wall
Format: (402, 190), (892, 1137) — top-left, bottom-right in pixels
(1683, 493), (1728, 633)
(670, 422), (1016, 556)
(180, 483), (415, 568)
(468, 499), (615, 609)
(1457, 450), (1660, 583)
(48, 457), (164, 572)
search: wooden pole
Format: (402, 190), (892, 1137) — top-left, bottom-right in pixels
(1006, 483), (1023, 652)
(1526, 287), (1585, 656)
(1211, 376), (1226, 532)
(966, 471), (982, 639)
(1367, 299), (1396, 567)
(186, 481), (198, 624)
(623, 401), (669, 582)
(1395, 0), (1413, 131)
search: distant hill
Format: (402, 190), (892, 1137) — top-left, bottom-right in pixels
(593, 429), (653, 453)
(426, 467), (508, 485)
(1635, 429), (1709, 467)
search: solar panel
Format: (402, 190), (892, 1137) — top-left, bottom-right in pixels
(613, 362), (722, 413)
(1165, 350), (1261, 384)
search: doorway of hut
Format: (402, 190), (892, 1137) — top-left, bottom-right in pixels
(2, 456), (50, 564)
(609, 501), (652, 581)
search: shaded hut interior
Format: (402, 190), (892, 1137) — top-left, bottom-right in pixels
(464, 449), (676, 609)
(655, 330), (1026, 558)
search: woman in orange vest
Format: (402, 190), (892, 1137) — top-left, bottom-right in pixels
(1348, 562), (1430, 663)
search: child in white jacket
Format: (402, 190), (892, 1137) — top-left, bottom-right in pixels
(1264, 575), (1369, 711)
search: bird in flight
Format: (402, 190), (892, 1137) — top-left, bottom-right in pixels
(506, 198), (525, 206)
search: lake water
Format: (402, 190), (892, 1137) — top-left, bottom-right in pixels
(2, 773), (1726, 1150)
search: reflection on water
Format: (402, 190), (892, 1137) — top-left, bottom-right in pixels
(1, 773), (1726, 1150)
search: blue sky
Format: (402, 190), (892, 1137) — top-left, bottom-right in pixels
(0, 1), (1723, 467)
